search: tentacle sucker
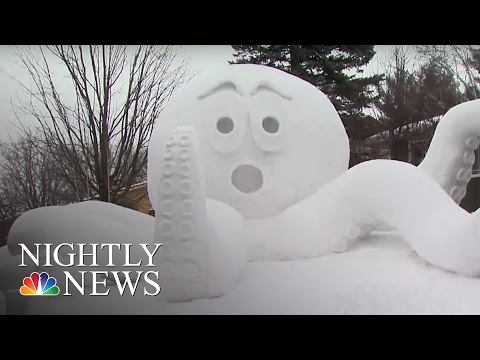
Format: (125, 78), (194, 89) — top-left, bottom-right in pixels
(419, 99), (480, 205)
(373, 99), (480, 232)
(152, 126), (245, 303)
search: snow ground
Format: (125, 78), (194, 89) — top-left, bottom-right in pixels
(3, 230), (480, 315)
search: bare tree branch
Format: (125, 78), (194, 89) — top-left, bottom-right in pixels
(0, 130), (74, 215)
(1, 45), (189, 206)
(415, 45), (480, 99)
(371, 46), (463, 161)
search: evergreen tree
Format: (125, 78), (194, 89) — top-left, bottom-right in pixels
(230, 45), (383, 141)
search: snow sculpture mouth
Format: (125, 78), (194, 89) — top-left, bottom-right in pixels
(231, 164), (264, 194)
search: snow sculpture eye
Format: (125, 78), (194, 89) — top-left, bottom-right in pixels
(250, 91), (288, 152)
(197, 91), (246, 154)
(217, 117), (234, 134)
(262, 116), (280, 134)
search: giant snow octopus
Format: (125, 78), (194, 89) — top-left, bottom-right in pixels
(4, 64), (480, 306)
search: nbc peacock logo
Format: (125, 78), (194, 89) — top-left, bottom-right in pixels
(20, 272), (60, 296)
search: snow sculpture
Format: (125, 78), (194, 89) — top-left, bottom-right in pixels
(3, 64), (480, 309)
(147, 64), (480, 301)
(147, 64), (350, 220)
(418, 99), (480, 205)
(147, 64), (349, 301)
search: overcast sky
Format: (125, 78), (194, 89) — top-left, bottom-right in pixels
(0, 45), (393, 141)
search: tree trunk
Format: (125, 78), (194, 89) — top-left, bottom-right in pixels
(390, 138), (409, 161)
(290, 45), (302, 76)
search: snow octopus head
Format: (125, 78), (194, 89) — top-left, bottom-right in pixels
(148, 64), (349, 219)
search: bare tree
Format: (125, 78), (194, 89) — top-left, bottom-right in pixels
(0, 130), (73, 213)
(0, 184), (18, 246)
(0, 179), (19, 220)
(371, 46), (462, 162)
(2, 45), (188, 205)
(415, 45), (480, 100)
(0, 131), (72, 246)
